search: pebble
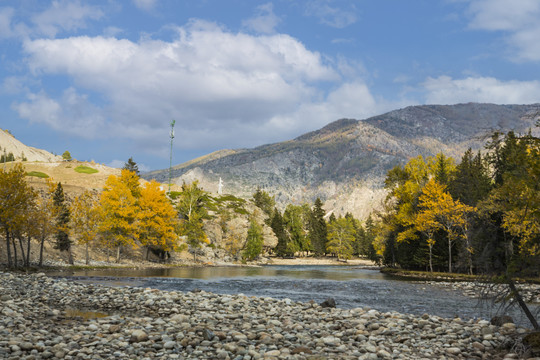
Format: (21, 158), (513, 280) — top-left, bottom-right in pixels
(0, 271), (532, 359)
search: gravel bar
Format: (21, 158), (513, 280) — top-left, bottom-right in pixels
(0, 272), (533, 359)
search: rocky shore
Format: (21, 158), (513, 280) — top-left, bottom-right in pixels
(0, 272), (535, 359)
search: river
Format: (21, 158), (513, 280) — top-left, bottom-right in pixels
(48, 265), (534, 326)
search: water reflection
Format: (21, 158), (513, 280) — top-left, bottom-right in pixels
(51, 265), (391, 281)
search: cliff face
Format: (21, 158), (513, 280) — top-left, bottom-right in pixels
(144, 103), (540, 219)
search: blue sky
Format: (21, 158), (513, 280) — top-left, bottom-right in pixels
(1, 0), (540, 171)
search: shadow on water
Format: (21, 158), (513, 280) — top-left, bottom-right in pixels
(49, 265), (537, 327)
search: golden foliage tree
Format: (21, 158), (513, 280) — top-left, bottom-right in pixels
(0, 164), (36, 267)
(417, 179), (475, 273)
(99, 174), (139, 262)
(70, 191), (101, 265)
(138, 180), (179, 260)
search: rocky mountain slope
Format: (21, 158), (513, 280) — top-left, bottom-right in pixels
(148, 103), (540, 220)
(0, 129), (61, 162)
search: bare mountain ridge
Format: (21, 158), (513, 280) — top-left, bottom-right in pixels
(145, 103), (540, 219)
(0, 129), (61, 163)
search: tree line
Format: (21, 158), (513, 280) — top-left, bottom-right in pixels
(252, 188), (376, 261)
(372, 129), (539, 278)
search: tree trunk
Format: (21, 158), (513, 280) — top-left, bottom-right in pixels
(85, 242), (89, 265)
(428, 243), (433, 273)
(448, 238), (452, 273)
(508, 278), (539, 330)
(12, 237), (18, 268)
(116, 246), (121, 263)
(18, 237), (26, 267)
(26, 236), (31, 267)
(67, 247), (74, 265)
(39, 235), (45, 267)
(6, 229), (12, 268)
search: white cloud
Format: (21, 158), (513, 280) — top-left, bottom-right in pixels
(422, 75), (540, 104)
(465, 0), (540, 61)
(13, 87), (106, 138)
(18, 22), (351, 153)
(133, 0), (158, 12)
(30, 0), (104, 38)
(0, 7), (15, 38)
(242, 3), (281, 34)
(304, 0), (357, 28)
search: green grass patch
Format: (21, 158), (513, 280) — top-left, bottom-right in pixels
(74, 165), (98, 174)
(26, 171), (49, 178)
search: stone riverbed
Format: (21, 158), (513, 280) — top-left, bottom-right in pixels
(0, 272), (535, 359)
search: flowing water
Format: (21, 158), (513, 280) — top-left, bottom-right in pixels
(49, 265), (535, 325)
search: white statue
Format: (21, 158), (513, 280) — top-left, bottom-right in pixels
(218, 177), (223, 194)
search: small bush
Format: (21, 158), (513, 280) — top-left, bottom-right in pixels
(74, 165), (98, 174)
(26, 171), (49, 178)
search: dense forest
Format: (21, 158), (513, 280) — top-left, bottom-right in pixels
(373, 129), (539, 279)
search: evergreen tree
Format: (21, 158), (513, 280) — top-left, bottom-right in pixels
(283, 204), (308, 255)
(309, 198), (328, 256)
(53, 182), (73, 264)
(271, 209), (289, 256)
(123, 157), (140, 176)
(431, 153), (456, 187)
(450, 149), (491, 206)
(242, 218), (264, 261)
(252, 188), (275, 218)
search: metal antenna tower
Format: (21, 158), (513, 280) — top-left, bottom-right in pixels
(168, 119), (175, 194)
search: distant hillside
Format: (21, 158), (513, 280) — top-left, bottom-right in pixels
(0, 129), (61, 162)
(144, 103), (540, 220)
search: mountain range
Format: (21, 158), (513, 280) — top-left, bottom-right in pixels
(144, 103), (540, 220)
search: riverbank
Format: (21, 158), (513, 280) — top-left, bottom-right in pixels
(1, 272), (534, 359)
(381, 268), (540, 305)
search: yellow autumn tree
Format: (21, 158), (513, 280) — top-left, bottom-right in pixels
(99, 174), (139, 262)
(119, 169), (141, 198)
(0, 164), (36, 268)
(71, 190), (101, 265)
(417, 178), (475, 274)
(416, 179), (445, 273)
(138, 180), (179, 260)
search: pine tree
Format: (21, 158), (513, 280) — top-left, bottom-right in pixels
(123, 157), (140, 176)
(449, 149), (491, 206)
(309, 198), (328, 256)
(271, 209), (289, 256)
(53, 182), (73, 264)
(252, 188), (275, 218)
